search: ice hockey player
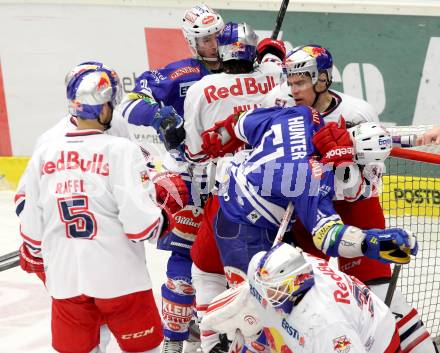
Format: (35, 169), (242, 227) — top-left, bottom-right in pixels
(181, 22), (285, 353)
(120, 5), (225, 353)
(282, 44), (437, 352)
(202, 243), (403, 353)
(15, 61), (131, 221)
(17, 62), (188, 353)
(205, 106), (416, 284)
(121, 4), (224, 151)
(14, 61), (134, 352)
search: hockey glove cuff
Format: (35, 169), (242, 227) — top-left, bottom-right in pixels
(19, 243), (44, 274)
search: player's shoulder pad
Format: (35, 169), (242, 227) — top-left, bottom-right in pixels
(331, 90), (379, 123)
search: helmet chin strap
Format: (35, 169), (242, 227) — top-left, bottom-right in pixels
(312, 79), (332, 108)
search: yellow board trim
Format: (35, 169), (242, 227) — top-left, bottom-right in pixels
(381, 175), (440, 217)
(0, 157), (29, 190)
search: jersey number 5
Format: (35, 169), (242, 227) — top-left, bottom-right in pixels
(57, 196), (97, 239)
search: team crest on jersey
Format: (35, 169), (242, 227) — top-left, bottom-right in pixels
(246, 210), (261, 223)
(333, 335), (352, 352)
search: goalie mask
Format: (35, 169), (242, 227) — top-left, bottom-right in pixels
(285, 45), (333, 86)
(348, 122), (392, 165)
(66, 61), (121, 120)
(217, 22), (258, 62)
(254, 243), (314, 314)
(182, 4), (224, 60)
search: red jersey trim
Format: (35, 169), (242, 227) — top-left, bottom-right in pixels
(126, 218), (161, 240)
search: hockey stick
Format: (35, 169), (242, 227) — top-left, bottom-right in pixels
(226, 202), (294, 353)
(0, 250), (19, 272)
(384, 264), (401, 307)
(272, 201), (294, 247)
(271, 0), (290, 40)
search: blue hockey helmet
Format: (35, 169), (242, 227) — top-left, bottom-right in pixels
(217, 22), (258, 62)
(254, 243), (314, 314)
(286, 44), (333, 84)
(65, 61), (122, 119)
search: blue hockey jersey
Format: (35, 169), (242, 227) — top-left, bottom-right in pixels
(121, 58), (211, 126)
(218, 106), (342, 239)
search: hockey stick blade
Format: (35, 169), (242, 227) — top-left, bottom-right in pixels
(271, 0), (290, 40)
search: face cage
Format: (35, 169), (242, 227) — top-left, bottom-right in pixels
(254, 262), (312, 308)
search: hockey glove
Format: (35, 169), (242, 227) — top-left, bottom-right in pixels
(19, 243), (44, 274)
(152, 171), (189, 214)
(362, 228), (418, 264)
(312, 117), (355, 166)
(256, 38), (286, 63)
(152, 106), (185, 151)
(201, 114), (245, 158)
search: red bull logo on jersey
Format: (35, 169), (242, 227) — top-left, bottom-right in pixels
(333, 335), (352, 352)
(204, 76), (277, 104)
(41, 151), (109, 176)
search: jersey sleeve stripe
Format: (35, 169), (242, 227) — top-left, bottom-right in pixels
(122, 98), (140, 119)
(20, 227), (42, 253)
(126, 217), (161, 242)
(235, 115), (249, 144)
(14, 193), (25, 216)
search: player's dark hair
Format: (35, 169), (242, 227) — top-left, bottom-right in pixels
(222, 60), (254, 74)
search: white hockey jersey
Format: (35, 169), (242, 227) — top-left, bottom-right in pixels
(15, 111), (131, 215)
(264, 88), (379, 126)
(248, 253), (398, 353)
(20, 129), (163, 299)
(183, 56), (283, 163)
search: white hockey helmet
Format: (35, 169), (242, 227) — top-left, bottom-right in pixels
(285, 45), (333, 85)
(65, 61), (121, 120)
(348, 122), (392, 165)
(254, 243), (314, 312)
(182, 4), (224, 57)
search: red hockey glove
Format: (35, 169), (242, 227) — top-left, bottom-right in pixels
(152, 172), (189, 214)
(256, 38), (286, 63)
(312, 117), (355, 166)
(201, 114), (245, 158)
(19, 243), (44, 274)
